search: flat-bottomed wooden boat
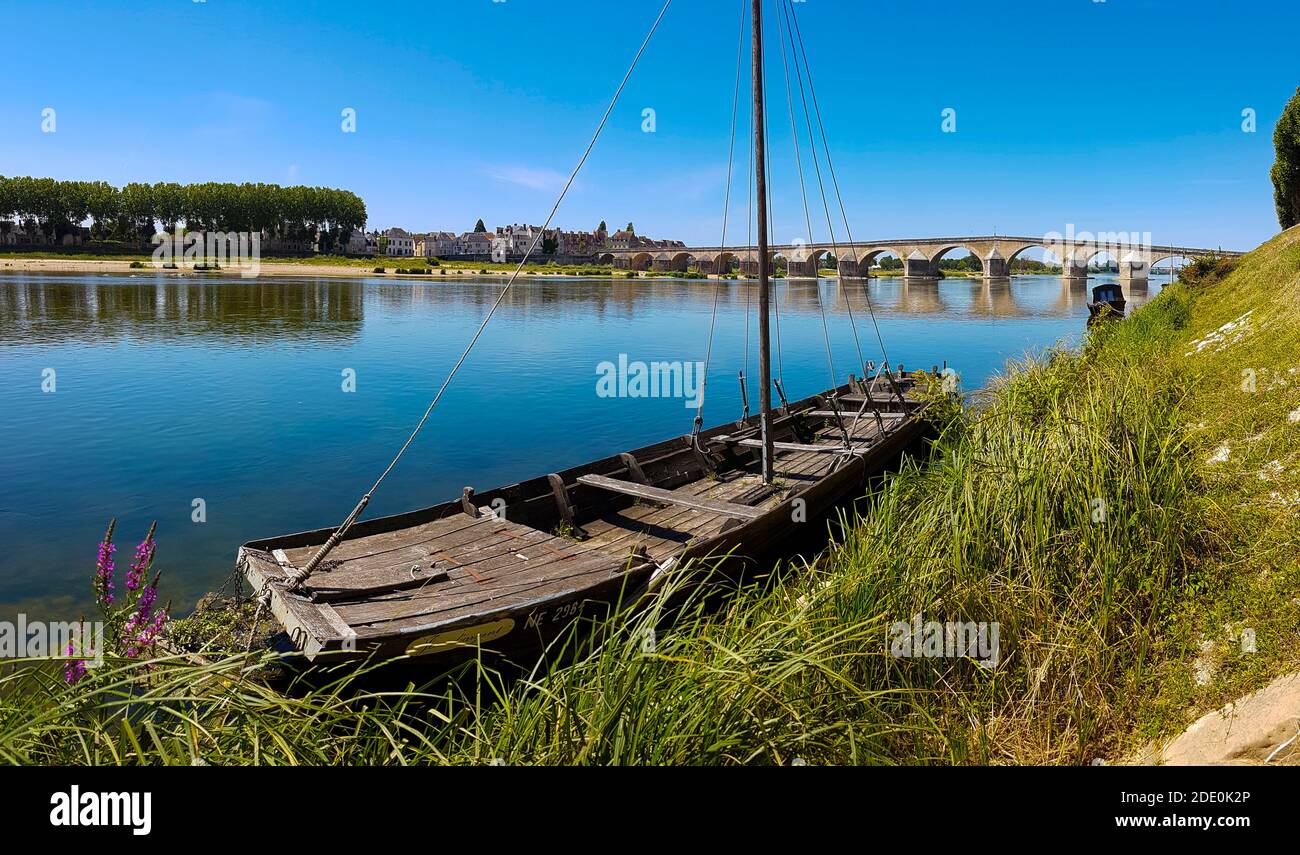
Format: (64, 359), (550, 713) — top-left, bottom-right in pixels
(239, 374), (928, 663)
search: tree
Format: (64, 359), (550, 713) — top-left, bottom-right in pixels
(117, 182), (155, 243)
(1273, 87), (1300, 230)
(0, 176), (365, 248)
(625, 222), (634, 233)
(0, 176), (14, 235)
(152, 182), (185, 234)
(83, 181), (119, 240)
(597, 220), (607, 232)
(474, 218), (487, 233)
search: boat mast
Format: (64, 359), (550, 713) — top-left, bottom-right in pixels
(751, 0), (775, 484)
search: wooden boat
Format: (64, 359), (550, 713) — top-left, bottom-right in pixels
(1087, 282), (1126, 325)
(239, 374), (929, 662)
(235, 0), (940, 668)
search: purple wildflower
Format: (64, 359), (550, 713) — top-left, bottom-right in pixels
(121, 576), (167, 659)
(137, 581), (157, 618)
(126, 523), (157, 593)
(63, 639), (87, 686)
(93, 519), (117, 608)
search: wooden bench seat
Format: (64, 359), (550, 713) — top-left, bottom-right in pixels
(709, 435), (871, 455)
(575, 473), (765, 520)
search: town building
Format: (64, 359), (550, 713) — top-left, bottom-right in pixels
(459, 231), (492, 258)
(382, 228), (415, 257)
(345, 229), (369, 255)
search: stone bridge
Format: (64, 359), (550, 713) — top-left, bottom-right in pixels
(599, 235), (1242, 285)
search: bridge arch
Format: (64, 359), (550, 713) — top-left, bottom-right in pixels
(597, 252), (615, 266)
(1080, 247), (1120, 273)
(709, 251), (739, 274)
(856, 248), (906, 272)
(813, 249), (838, 271)
(928, 244), (984, 274)
(1003, 243), (1058, 274)
(1148, 252), (1197, 269)
(1148, 253), (1198, 281)
(628, 251), (652, 271)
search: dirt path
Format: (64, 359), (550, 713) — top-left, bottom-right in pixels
(1139, 672), (1300, 765)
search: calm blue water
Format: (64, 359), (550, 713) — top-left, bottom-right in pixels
(0, 272), (1166, 620)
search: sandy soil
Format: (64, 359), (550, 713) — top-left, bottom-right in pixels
(0, 257), (530, 279)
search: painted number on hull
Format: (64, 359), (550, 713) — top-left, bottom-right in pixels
(526, 601), (585, 629)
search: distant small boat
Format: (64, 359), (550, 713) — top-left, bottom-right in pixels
(1087, 283), (1126, 325)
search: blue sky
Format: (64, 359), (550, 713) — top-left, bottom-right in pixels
(1, 0), (1295, 251)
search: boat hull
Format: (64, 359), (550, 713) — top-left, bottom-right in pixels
(238, 375), (931, 669)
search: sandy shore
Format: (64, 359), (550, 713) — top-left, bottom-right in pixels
(0, 257), (898, 281)
(0, 257), (534, 279)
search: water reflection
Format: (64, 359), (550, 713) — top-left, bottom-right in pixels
(0, 273), (1169, 347)
(0, 274), (364, 346)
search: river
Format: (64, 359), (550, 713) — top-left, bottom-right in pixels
(0, 271), (1169, 619)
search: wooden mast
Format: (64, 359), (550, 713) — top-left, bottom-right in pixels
(751, 0), (775, 484)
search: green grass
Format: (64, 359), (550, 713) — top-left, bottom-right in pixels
(2, 232), (1297, 765)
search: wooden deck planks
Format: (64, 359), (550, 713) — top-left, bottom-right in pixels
(253, 407), (918, 652)
(576, 473), (766, 519)
(339, 551), (627, 630)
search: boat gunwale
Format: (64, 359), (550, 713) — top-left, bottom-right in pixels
(239, 380), (914, 553)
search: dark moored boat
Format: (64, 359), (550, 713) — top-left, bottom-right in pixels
(1087, 282), (1126, 325)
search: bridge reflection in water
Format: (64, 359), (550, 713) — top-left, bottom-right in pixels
(0, 272), (1171, 348)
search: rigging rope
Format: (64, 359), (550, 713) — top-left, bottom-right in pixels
(281, 0), (674, 592)
(761, 40), (786, 389)
(693, 0), (749, 442)
(773, 0), (838, 394)
(785, 0), (892, 374)
(743, 38), (754, 402)
(779, 0), (866, 374)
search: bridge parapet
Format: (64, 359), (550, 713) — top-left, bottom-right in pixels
(601, 237), (1242, 280)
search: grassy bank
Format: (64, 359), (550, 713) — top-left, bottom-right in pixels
(1, 231), (1297, 765)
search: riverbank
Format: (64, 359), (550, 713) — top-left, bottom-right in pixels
(0, 255), (1044, 281)
(0, 231), (1294, 765)
(0, 255), (629, 279)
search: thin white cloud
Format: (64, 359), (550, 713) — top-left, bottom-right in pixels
(486, 164), (569, 192)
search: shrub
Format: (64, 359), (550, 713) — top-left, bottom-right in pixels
(1178, 254), (1238, 288)
(373, 267), (385, 274)
(1272, 87), (1300, 230)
